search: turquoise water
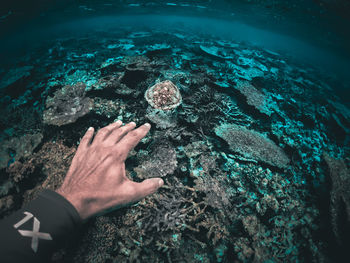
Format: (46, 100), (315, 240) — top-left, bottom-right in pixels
(0, 1), (349, 262)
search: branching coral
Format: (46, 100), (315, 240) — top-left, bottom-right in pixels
(194, 174), (233, 210)
(142, 192), (190, 232)
(135, 177), (206, 236)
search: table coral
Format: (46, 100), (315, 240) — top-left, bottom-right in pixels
(235, 80), (272, 116)
(215, 123), (290, 169)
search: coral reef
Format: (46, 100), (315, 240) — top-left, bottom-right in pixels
(199, 44), (234, 59)
(194, 174), (232, 210)
(0, 195), (14, 218)
(235, 80), (272, 116)
(0, 25), (349, 263)
(134, 141), (177, 179)
(145, 107), (178, 129)
(72, 216), (117, 263)
(0, 133), (43, 169)
(215, 123), (290, 168)
(22, 141), (76, 204)
(43, 82), (93, 126)
(0, 66), (33, 93)
(323, 153), (350, 242)
(141, 190), (191, 232)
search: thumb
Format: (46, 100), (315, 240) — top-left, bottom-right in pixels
(131, 178), (164, 201)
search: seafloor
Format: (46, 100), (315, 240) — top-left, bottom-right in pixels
(0, 25), (349, 262)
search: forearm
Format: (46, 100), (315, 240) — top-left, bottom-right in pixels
(0, 190), (82, 262)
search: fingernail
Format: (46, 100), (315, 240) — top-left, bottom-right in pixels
(88, 127), (94, 131)
(158, 179), (164, 187)
(144, 123), (151, 128)
(130, 121), (136, 126)
(115, 120), (122, 124)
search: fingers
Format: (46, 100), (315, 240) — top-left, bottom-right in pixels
(116, 123), (151, 161)
(127, 178), (164, 202)
(93, 120), (123, 144)
(105, 121), (137, 145)
(78, 127), (95, 151)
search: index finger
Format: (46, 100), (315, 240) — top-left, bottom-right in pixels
(116, 123), (151, 161)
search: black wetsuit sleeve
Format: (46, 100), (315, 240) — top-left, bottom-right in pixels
(0, 189), (82, 262)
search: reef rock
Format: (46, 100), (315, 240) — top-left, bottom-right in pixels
(323, 153), (350, 242)
(93, 74), (135, 95)
(199, 45), (234, 59)
(134, 142), (177, 179)
(145, 107), (177, 129)
(145, 80), (182, 111)
(43, 82), (93, 126)
(0, 133), (43, 169)
(0, 195), (14, 216)
(215, 123), (289, 169)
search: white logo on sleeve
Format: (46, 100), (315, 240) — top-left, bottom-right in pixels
(13, 212), (53, 253)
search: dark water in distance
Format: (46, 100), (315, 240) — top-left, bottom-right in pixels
(1, 0), (350, 101)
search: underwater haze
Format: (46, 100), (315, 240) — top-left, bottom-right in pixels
(0, 0), (350, 262)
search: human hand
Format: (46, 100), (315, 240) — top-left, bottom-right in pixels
(56, 121), (163, 220)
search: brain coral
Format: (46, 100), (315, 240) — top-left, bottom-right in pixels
(215, 123), (289, 169)
(145, 80), (182, 111)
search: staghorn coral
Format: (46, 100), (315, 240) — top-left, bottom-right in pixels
(43, 82), (93, 126)
(215, 123), (290, 169)
(138, 181), (204, 235)
(142, 192), (189, 232)
(145, 80), (182, 111)
(196, 211), (232, 246)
